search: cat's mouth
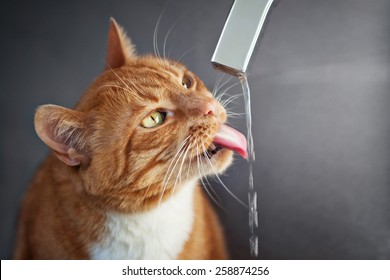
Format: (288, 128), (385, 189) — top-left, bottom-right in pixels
(205, 124), (248, 159)
(205, 144), (224, 159)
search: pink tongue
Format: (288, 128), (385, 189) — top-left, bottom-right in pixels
(213, 124), (248, 159)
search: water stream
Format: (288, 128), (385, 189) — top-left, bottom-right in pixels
(239, 74), (259, 258)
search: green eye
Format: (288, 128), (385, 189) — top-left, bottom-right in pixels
(182, 75), (192, 89)
(141, 111), (165, 128)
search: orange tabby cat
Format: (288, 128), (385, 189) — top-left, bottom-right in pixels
(13, 19), (247, 260)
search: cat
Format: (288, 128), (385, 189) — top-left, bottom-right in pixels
(13, 18), (247, 260)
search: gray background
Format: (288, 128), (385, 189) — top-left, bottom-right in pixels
(1, 0), (390, 259)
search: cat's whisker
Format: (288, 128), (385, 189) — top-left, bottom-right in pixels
(152, 139), (189, 229)
(215, 81), (241, 103)
(226, 111), (245, 119)
(167, 45), (174, 59)
(198, 159), (223, 207)
(159, 136), (191, 206)
(159, 145), (187, 207)
(105, 67), (135, 96)
(153, 4), (173, 71)
(96, 84), (115, 91)
(223, 102), (240, 111)
(221, 93), (243, 108)
(176, 143), (192, 187)
(153, 8), (164, 59)
(162, 20), (180, 60)
(177, 44), (204, 63)
(215, 77), (240, 102)
(195, 142), (204, 179)
(97, 83), (132, 95)
(98, 81), (149, 103)
(199, 175), (224, 210)
(213, 75), (232, 98)
(212, 73), (225, 96)
(201, 142), (248, 208)
(162, 136), (190, 186)
(186, 147), (193, 179)
(165, 135), (191, 173)
(195, 142), (224, 209)
(170, 142), (192, 198)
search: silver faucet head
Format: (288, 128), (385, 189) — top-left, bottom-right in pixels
(211, 0), (276, 76)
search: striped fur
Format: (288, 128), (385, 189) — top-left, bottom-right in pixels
(14, 19), (229, 259)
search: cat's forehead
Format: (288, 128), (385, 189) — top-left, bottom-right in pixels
(118, 57), (205, 92)
(131, 57), (188, 79)
(86, 56), (208, 112)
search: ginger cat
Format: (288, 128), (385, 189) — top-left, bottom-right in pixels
(13, 19), (247, 260)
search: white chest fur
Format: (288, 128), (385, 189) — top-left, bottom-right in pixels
(89, 180), (196, 259)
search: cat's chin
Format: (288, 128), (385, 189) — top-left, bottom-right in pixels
(200, 148), (233, 175)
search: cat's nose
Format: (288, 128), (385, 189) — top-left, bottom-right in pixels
(202, 100), (217, 116)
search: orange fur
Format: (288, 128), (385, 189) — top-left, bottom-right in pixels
(14, 19), (231, 259)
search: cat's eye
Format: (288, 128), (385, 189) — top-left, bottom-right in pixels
(141, 111), (166, 128)
(182, 75), (193, 89)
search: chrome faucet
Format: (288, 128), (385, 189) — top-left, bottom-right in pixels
(211, 0), (277, 76)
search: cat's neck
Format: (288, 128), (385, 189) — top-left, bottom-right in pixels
(89, 179), (197, 259)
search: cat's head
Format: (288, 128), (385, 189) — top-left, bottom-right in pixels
(34, 19), (247, 211)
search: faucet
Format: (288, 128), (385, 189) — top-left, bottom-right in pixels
(211, 0), (277, 77)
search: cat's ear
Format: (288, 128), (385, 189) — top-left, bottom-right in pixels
(105, 18), (137, 70)
(34, 105), (90, 166)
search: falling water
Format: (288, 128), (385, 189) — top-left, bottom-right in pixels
(239, 74), (258, 258)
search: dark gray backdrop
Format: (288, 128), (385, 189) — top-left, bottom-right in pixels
(1, 0), (390, 259)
